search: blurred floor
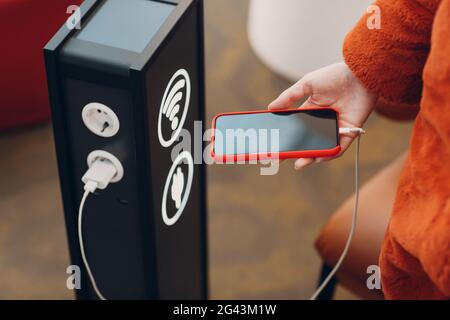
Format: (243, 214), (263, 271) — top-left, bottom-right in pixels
(0, 0), (412, 299)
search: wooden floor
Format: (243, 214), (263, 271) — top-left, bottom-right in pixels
(0, 0), (413, 299)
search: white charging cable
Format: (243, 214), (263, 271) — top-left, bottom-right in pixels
(77, 128), (363, 301)
(78, 157), (119, 300)
(310, 127), (365, 300)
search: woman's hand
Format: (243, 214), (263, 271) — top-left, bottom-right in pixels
(268, 62), (377, 170)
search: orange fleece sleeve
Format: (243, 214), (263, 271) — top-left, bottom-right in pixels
(343, 0), (440, 104)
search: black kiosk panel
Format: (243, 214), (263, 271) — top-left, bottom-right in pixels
(44, 0), (207, 300)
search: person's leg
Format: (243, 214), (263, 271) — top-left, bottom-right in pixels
(315, 152), (407, 299)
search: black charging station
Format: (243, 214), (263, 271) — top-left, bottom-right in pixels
(44, 0), (207, 299)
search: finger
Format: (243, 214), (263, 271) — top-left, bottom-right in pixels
(294, 158), (315, 170)
(292, 135), (357, 169)
(268, 79), (312, 110)
(314, 132), (359, 163)
(338, 133), (358, 155)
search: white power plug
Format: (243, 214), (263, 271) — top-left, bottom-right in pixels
(83, 150), (124, 190)
(82, 103), (120, 137)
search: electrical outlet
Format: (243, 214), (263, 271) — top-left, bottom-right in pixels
(82, 102), (120, 137)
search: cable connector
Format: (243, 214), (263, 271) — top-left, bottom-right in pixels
(339, 127), (366, 135)
(81, 157), (118, 192)
(83, 180), (99, 194)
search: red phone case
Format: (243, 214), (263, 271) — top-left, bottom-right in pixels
(210, 107), (341, 162)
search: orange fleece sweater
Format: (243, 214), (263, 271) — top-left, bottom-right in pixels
(344, 0), (450, 299)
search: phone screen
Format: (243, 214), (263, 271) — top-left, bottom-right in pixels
(213, 109), (339, 156)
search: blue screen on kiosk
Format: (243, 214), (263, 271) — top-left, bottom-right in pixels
(76, 0), (175, 53)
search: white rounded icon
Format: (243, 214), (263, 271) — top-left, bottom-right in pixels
(158, 69), (191, 148)
(162, 151), (194, 226)
(82, 102), (120, 137)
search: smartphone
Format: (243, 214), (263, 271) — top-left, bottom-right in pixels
(211, 107), (340, 162)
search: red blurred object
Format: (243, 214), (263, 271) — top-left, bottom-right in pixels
(0, 0), (82, 132)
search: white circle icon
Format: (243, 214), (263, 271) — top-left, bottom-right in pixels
(82, 103), (120, 137)
(158, 69), (191, 148)
(161, 151), (194, 226)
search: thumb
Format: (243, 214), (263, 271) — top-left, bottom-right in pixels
(268, 78), (312, 110)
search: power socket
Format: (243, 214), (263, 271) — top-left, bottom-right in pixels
(82, 102), (120, 137)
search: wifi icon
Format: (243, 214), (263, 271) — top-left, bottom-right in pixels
(158, 69), (191, 148)
(162, 78), (185, 131)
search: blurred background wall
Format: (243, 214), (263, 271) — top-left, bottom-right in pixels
(0, 0), (412, 299)
(248, 0), (372, 80)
